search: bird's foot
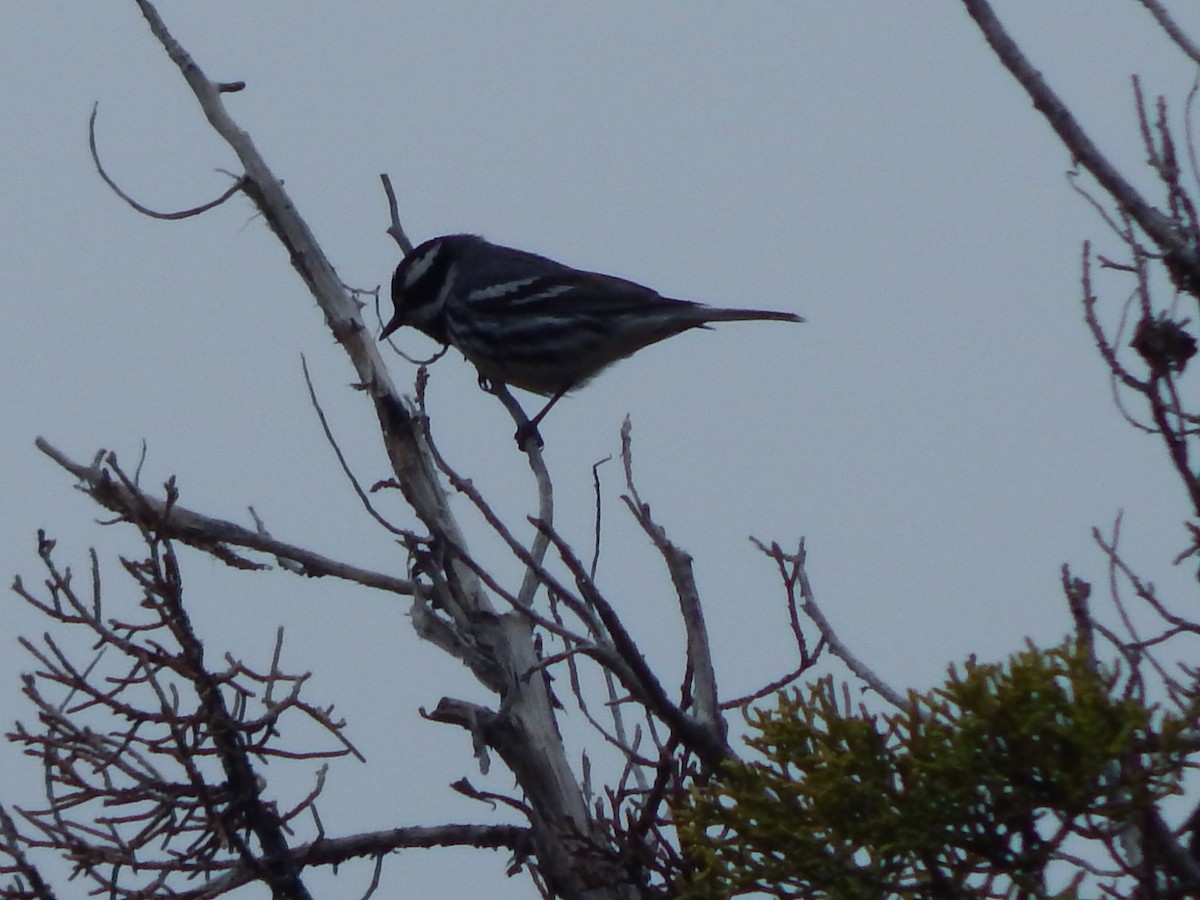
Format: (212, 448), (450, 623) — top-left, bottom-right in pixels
(514, 420), (544, 449)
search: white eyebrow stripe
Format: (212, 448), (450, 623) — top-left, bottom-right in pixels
(401, 241), (443, 289)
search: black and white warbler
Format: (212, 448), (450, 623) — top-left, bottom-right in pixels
(380, 234), (803, 437)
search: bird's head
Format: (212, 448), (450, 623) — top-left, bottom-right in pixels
(380, 235), (474, 342)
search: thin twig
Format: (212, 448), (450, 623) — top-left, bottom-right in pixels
(533, 519), (731, 769)
(89, 103), (245, 220)
(722, 661), (821, 710)
(300, 354), (408, 536)
(379, 173), (414, 255)
(589, 455), (611, 580)
(619, 418), (720, 733)
(753, 538), (906, 709)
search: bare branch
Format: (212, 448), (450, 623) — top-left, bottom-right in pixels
(753, 538), (906, 710)
(533, 520), (732, 769)
(960, 0), (1195, 272)
(1137, 0), (1200, 67)
(379, 173), (414, 255)
(485, 383), (554, 607)
(35, 438), (412, 595)
(129, 0), (475, 587)
(6, 519), (363, 898)
(1081, 242), (1150, 394)
(179, 823), (534, 899)
(0, 802), (56, 900)
(619, 419), (721, 735)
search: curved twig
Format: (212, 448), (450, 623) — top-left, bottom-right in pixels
(721, 661), (819, 710)
(89, 103), (244, 219)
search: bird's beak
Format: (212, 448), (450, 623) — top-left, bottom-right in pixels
(379, 313), (404, 341)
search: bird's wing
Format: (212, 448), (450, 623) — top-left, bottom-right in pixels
(461, 241), (700, 319)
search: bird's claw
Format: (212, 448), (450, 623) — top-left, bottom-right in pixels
(514, 420), (544, 450)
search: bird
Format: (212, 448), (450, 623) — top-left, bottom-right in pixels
(380, 234), (803, 441)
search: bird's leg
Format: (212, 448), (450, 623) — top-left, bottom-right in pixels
(526, 389), (568, 433)
(477, 373), (554, 449)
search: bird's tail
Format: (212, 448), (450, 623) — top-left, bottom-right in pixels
(703, 306), (805, 324)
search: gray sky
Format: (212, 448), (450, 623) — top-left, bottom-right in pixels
(4, 2), (1200, 896)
